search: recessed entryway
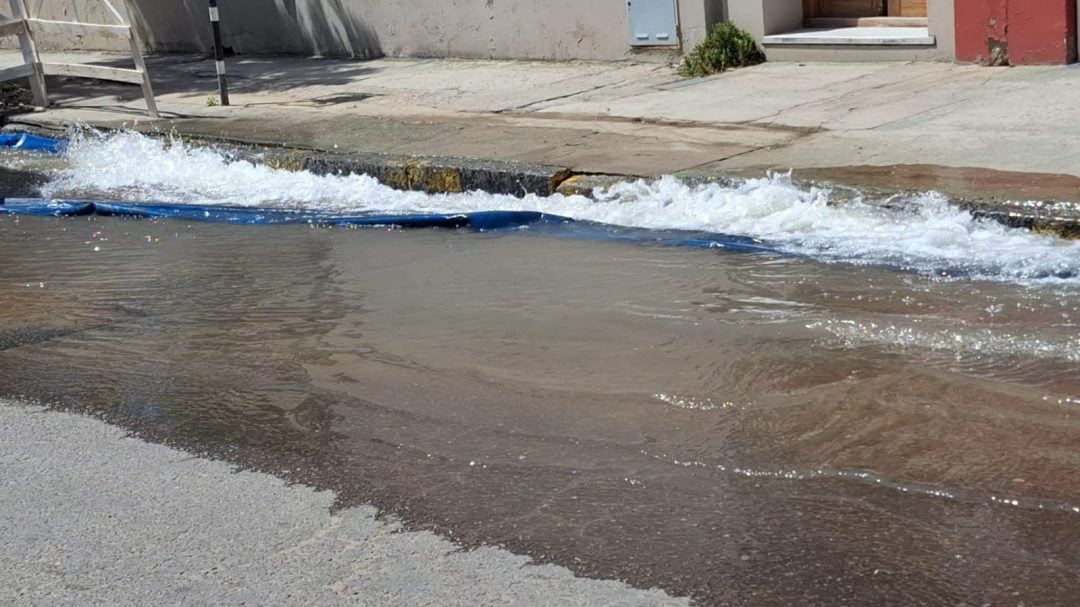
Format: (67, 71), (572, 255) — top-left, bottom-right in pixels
(803, 0), (928, 28)
(763, 0), (935, 53)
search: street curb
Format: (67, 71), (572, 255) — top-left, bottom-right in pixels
(5, 120), (576, 198)
(959, 200), (1080, 239)
(555, 174), (631, 197)
(302, 152), (571, 197)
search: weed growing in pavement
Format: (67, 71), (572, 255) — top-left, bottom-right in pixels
(679, 22), (764, 78)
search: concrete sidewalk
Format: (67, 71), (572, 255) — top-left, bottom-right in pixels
(4, 52), (1080, 204)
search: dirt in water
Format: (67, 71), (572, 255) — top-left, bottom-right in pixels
(2, 215), (1079, 606)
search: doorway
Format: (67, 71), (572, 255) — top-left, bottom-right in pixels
(803, 0), (927, 25)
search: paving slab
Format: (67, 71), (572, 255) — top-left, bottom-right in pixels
(753, 64), (998, 130)
(537, 62), (904, 124)
(716, 127), (1080, 179)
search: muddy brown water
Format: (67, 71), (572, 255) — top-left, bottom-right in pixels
(2, 214), (1080, 606)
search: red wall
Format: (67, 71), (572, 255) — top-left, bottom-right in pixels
(955, 0), (1077, 64)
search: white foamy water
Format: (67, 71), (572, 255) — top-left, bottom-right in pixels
(38, 130), (1080, 283)
(810, 319), (1080, 364)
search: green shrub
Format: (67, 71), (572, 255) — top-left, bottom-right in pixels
(679, 22), (764, 78)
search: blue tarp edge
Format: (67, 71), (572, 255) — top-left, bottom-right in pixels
(0, 132), (67, 155)
(0, 197), (782, 255)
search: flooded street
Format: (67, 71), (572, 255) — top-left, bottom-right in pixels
(2, 210), (1080, 605)
(2, 132), (1080, 605)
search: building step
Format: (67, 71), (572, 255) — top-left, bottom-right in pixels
(762, 27), (936, 47)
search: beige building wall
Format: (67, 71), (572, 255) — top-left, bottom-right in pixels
(725, 0), (801, 41)
(927, 0), (956, 62)
(5, 0), (728, 62)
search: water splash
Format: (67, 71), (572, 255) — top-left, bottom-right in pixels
(37, 130), (1080, 284)
(652, 393), (736, 412)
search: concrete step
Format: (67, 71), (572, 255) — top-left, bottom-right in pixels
(763, 27), (935, 47)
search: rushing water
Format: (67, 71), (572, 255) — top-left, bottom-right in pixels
(3, 133), (1080, 605)
(40, 130), (1080, 283)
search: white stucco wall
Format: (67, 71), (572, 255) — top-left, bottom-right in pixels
(4, 0), (728, 62)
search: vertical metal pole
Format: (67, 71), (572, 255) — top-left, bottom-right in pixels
(208, 0), (229, 106)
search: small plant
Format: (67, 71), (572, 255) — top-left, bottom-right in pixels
(679, 22), (764, 78)
(206, 95), (220, 107)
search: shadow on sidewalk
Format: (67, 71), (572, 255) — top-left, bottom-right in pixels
(28, 54), (386, 110)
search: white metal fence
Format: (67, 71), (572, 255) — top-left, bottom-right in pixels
(0, 0), (157, 116)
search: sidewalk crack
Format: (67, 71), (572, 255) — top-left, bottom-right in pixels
(497, 80), (631, 113)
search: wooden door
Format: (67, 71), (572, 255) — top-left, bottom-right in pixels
(803, 0), (885, 18)
(887, 0), (927, 17)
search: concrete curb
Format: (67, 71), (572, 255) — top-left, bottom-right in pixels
(554, 174), (631, 197)
(303, 153), (571, 197)
(6, 120), (577, 198)
(959, 200), (1080, 239)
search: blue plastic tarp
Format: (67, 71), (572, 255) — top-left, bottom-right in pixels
(0, 132), (66, 155)
(0, 198), (92, 216)
(89, 201), (566, 231)
(0, 197), (783, 256)
(1, 198), (572, 230)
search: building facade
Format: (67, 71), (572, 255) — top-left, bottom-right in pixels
(9, 0), (726, 62)
(9, 1), (1080, 66)
(737, 0), (956, 62)
(734, 0), (1077, 66)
